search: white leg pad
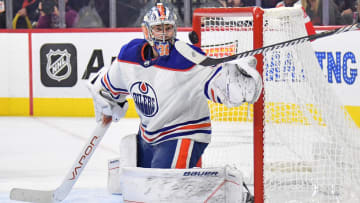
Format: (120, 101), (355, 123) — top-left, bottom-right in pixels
(119, 133), (137, 167)
(119, 166), (246, 203)
(107, 133), (137, 194)
(107, 159), (122, 194)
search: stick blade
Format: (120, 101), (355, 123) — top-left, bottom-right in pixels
(10, 188), (55, 203)
(174, 41), (207, 64)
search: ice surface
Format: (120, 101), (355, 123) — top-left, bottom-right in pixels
(0, 117), (140, 203)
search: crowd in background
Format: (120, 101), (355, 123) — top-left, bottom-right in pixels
(0, 0), (359, 29)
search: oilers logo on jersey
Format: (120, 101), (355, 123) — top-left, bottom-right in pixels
(130, 81), (159, 117)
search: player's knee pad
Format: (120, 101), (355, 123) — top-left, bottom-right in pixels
(119, 133), (137, 167)
(107, 133), (137, 194)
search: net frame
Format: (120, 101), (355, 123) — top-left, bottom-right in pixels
(192, 7), (360, 203)
(193, 7), (265, 202)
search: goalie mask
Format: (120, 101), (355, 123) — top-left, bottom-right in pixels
(142, 3), (177, 57)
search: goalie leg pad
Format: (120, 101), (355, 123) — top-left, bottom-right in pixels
(119, 166), (246, 203)
(119, 133), (137, 167)
(107, 133), (137, 194)
(107, 159), (121, 194)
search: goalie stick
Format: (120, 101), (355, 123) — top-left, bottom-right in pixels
(176, 23), (360, 66)
(9, 121), (111, 203)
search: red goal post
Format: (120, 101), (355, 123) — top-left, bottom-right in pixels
(193, 7), (265, 202)
(192, 6), (360, 203)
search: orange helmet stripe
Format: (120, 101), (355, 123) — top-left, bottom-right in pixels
(157, 4), (166, 20)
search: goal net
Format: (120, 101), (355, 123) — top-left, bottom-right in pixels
(194, 7), (360, 203)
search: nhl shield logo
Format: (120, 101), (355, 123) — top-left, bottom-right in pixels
(130, 81), (159, 117)
(40, 43), (77, 87)
(46, 49), (72, 82)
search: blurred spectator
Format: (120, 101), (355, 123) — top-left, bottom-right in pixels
(8, 0), (40, 29)
(276, 0), (316, 35)
(0, 0), (5, 28)
(37, 0), (78, 28)
(74, 0), (103, 28)
(342, 0), (359, 23)
(276, 0), (300, 7)
(335, 0), (356, 14)
(262, 0), (282, 8)
(226, 0), (245, 7)
(207, 0), (254, 7)
(201, 0), (226, 7)
(301, 0), (346, 25)
(242, 0), (256, 6)
(72, 0), (144, 27)
(67, 0), (109, 27)
(115, 0), (144, 27)
(0, 14), (4, 28)
(192, 0), (253, 9)
(92, 0), (108, 27)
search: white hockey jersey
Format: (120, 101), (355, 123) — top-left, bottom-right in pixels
(101, 39), (221, 145)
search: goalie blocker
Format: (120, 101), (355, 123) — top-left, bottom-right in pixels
(107, 134), (253, 203)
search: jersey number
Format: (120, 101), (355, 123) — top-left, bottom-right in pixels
(156, 43), (170, 56)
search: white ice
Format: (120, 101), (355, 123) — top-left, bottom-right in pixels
(0, 116), (141, 203)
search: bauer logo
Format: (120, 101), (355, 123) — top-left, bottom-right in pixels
(40, 43), (77, 87)
(130, 81), (158, 117)
(183, 171), (219, 177)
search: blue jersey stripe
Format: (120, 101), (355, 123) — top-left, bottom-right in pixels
(141, 116), (210, 135)
(153, 130), (212, 144)
(105, 73), (128, 92)
(204, 66), (222, 100)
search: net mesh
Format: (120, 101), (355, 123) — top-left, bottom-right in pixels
(198, 7), (360, 202)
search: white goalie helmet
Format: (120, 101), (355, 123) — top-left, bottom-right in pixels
(142, 3), (177, 56)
